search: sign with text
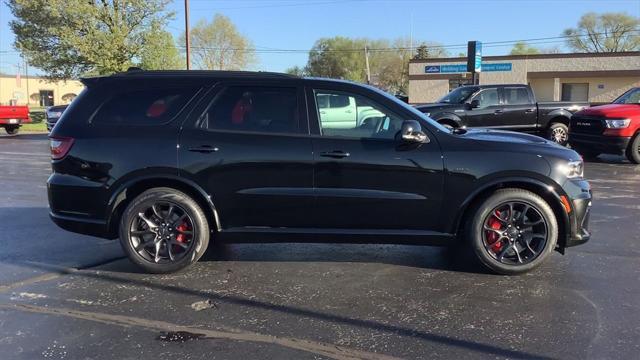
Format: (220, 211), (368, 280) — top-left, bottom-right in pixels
(424, 62), (512, 74)
(467, 41), (482, 73)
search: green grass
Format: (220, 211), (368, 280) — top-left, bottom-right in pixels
(20, 122), (48, 133)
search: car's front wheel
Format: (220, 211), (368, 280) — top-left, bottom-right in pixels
(466, 188), (558, 275)
(625, 134), (640, 164)
(119, 187), (210, 273)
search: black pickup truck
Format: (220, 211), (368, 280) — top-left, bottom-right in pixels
(415, 84), (589, 145)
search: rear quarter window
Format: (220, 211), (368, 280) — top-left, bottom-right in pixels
(93, 88), (198, 125)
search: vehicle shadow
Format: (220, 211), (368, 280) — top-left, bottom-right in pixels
(201, 241), (489, 274)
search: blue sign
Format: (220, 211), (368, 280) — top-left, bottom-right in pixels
(425, 65), (441, 73)
(425, 62), (512, 74)
(475, 42), (482, 72)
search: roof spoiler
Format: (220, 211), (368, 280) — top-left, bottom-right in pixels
(81, 67), (145, 87)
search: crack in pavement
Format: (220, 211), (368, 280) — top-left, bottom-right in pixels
(0, 302), (401, 360)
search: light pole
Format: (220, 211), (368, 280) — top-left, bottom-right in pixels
(184, 0), (191, 70)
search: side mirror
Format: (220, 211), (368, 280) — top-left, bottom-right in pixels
(468, 99), (480, 109)
(400, 120), (429, 143)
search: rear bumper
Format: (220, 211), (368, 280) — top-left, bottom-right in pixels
(49, 211), (114, 239)
(569, 133), (631, 154)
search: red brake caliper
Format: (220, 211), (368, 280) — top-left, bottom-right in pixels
(486, 210), (504, 253)
(175, 221), (191, 250)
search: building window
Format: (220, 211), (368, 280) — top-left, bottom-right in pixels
(561, 83), (589, 102)
(39, 90), (54, 107)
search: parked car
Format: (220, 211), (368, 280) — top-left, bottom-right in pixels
(0, 105), (31, 135)
(569, 87), (640, 164)
(46, 105), (69, 132)
(415, 84), (588, 146)
(48, 70), (592, 275)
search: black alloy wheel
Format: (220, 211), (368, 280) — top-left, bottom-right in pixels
(482, 202), (548, 265)
(120, 188), (210, 273)
(130, 202), (195, 264)
(466, 188), (558, 275)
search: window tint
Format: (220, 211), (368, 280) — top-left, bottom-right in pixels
(504, 87), (530, 105)
(561, 83), (589, 101)
(473, 88), (500, 108)
(200, 86), (300, 134)
(315, 90), (404, 140)
(94, 88), (197, 125)
(613, 88), (640, 104)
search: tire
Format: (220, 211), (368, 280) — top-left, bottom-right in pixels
(119, 187), (210, 273)
(465, 188), (558, 275)
(625, 134), (640, 164)
(5, 126), (19, 135)
(548, 122), (569, 146)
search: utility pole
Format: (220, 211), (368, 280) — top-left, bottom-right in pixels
(24, 58), (29, 106)
(364, 46), (371, 85)
(184, 0), (191, 70)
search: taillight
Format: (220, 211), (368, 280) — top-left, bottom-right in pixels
(50, 136), (74, 160)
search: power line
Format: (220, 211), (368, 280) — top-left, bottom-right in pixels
(176, 29), (640, 53)
(188, 0), (362, 11)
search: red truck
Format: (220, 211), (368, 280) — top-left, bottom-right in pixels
(569, 87), (640, 164)
(0, 105), (31, 135)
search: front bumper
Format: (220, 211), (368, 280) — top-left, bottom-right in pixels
(569, 133), (631, 155)
(562, 179), (592, 248)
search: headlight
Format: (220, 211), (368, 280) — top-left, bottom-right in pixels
(605, 118), (630, 128)
(47, 111), (62, 118)
(423, 112), (431, 117)
(558, 160), (584, 179)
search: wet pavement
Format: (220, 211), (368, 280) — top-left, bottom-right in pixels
(0, 133), (639, 359)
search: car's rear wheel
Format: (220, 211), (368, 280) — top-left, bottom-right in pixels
(4, 126), (19, 135)
(465, 188), (558, 275)
(625, 134), (640, 164)
(119, 187), (210, 273)
(548, 123), (568, 146)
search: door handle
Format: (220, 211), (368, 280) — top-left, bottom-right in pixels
(525, 108), (535, 113)
(345, 110), (353, 113)
(320, 150), (350, 159)
(188, 145), (219, 153)
(320, 111), (327, 115)
(493, 109), (504, 115)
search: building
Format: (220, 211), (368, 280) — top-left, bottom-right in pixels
(0, 74), (85, 107)
(408, 51), (640, 104)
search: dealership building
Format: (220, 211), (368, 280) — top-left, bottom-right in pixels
(0, 74), (84, 107)
(408, 51), (640, 104)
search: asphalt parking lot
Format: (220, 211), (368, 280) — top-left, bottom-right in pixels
(0, 133), (638, 360)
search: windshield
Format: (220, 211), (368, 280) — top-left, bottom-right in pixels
(613, 88), (640, 104)
(438, 86), (479, 104)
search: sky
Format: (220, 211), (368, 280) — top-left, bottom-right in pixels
(1, 0), (639, 75)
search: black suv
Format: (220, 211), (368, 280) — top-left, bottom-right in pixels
(48, 70), (592, 275)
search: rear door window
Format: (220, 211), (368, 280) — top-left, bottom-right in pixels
(94, 88), (198, 125)
(199, 86), (302, 134)
(503, 87), (531, 105)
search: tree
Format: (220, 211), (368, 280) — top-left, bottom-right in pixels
(8, 0), (172, 80)
(188, 14), (257, 70)
(510, 41), (541, 55)
(306, 36), (368, 82)
(563, 12), (640, 52)
(285, 66), (307, 76)
(413, 43), (430, 60)
(139, 25), (184, 70)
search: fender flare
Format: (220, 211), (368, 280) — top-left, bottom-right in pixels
(544, 109), (572, 126)
(105, 174), (222, 234)
(451, 176), (571, 247)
